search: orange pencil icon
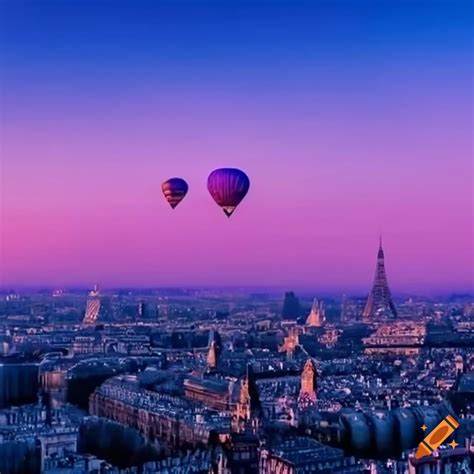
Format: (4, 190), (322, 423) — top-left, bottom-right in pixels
(415, 415), (459, 459)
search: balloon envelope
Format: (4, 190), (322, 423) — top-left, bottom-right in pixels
(207, 168), (250, 217)
(161, 178), (188, 209)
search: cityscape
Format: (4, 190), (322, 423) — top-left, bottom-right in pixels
(0, 241), (473, 473)
(1, 0), (472, 473)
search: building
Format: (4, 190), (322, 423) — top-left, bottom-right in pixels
(71, 336), (99, 355)
(0, 362), (39, 408)
(224, 432), (260, 474)
(363, 239), (397, 321)
(232, 365), (262, 435)
(306, 299), (325, 327)
(362, 322), (425, 355)
(39, 361), (69, 408)
(298, 358), (317, 407)
(141, 447), (230, 474)
(89, 375), (228, 448)
(207, 330), (222, 370)
(280, 326), (304, 355)
(82, 285), (101, 325)
(183, 374), (237, 411)
(408, 442), (473, 474)
(282, 292), (301, 320)
(38, 428), (79, 471)
(260, 437), (364, 474)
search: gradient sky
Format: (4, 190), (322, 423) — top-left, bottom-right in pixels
(1, 0), (472, 293)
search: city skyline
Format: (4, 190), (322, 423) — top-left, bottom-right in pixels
(1, 237), (471, 296)
(1, 0), (473, 292)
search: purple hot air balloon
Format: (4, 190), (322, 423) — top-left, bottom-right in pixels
(161, 178), (188, 209)
(207, 168), (250, 217)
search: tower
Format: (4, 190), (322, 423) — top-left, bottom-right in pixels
(298, 358), (317, 407)
(279, 326), (302, 355)
(363, 238), (397, 320)
(82, 284), (101, 325)
(207, 330), (222, 370)
(341, 294), (347, 322)
(282, 291), (301, 320)
(233, 364), (261, 434)
(305, 299), (325, 327)
(207, 341), (218, 369)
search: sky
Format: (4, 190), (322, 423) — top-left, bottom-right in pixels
(0, 0), (472, 294)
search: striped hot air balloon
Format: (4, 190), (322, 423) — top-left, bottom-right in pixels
(207, 168), (250, 217)
(161, 178), (188, 209)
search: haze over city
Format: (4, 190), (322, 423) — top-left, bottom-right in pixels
(1, 0), (472, 292)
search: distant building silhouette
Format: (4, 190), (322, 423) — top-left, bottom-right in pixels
(282, 291), (301, 320)
(340, 294), (347, 321)
(158, 300), (169, 319)
(82, 285), (101, 325)
(363, 239), (397, 320)
(137, 301), (156, 319)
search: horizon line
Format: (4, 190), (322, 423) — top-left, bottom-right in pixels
(0, 284), (472, 299)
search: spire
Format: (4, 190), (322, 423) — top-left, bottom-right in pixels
(207, 329), (221, 370)
(363, 239), (397, 320)
(305, 299), (324, 327)
(207, 341), (218, 369)
(233, 363), (262, 434)
(298, 358), (317, 407)
(378, 234), (384, 259)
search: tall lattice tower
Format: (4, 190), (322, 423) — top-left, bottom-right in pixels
(363, 238), (397, 320)
(83, 284), (101, 325)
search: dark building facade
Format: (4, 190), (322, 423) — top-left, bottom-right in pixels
(282, 292), (301, 320)
(0, 362), (39, 408)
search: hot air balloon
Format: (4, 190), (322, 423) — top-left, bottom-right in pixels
(207, 168), (250, 217)
(161, 178), (188, 209)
